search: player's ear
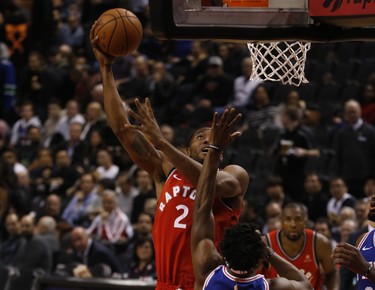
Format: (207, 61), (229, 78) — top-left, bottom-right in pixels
(186, 147), (191, 157)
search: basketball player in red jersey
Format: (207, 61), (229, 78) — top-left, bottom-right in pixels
(261, 203), (339, 290)
(90, 25), (249, 290)
(191, 110), (312, 290)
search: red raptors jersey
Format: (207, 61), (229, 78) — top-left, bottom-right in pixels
(264, 229), (322, 290)
(213, 196), (241, 249)
(153, 169), (196, 289)
(153, 169), (241, 289)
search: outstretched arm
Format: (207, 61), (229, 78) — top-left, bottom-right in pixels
(191, 110), (242, 289)
(90, 24), (166, 184)
(128, 99), (249, 201)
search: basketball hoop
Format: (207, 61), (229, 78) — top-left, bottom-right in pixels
(247, 41), (311, 87)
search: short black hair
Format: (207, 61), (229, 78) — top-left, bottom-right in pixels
(185, 127), (210, 148)
(219, 223), (267, 271)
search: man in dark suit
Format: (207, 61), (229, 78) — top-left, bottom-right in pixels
(70, 226), (121, 277)
(53, 122), (85, 168)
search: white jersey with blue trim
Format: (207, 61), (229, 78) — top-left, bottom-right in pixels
(357, 229), (375, 290)
(203, 265), (269, 290)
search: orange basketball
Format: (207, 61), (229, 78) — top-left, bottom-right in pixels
(94, 8), (143, 57)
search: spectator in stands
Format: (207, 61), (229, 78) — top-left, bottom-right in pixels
(124, 236), (156, 280)
(87, 190), (133, 244)
(227, 57), (262, 115)
(12, 171), (32, 215)
(314, 217), (337, 249)
(339, 218), (358, 243)
(0, 213), (25, 266)
(239, 200), (265, 231)
(35, 216), (60, 258)
(143, 197), (157, 218)
(160, 124), (175, 144)
(29, 148), (53, 196)
(95, 149), (119, 180)
(149, 61), (175, 123)
(116, 172), (139, 218)
(50, 149), (80, 199)
(364, 175), (375, 198)
(83, 129), (107, 170)
(262, 201), (282, 234)
(355, 198), (370, 230)
(80, 101), (106, 142)
(2, 148), (28, 175)
(191, 55), (234, 111)
(35, 194), (62, 223)
(56, 12), (85, 50)
(239, 84), (278, 133)
(274, 105), (320, 202)
(61, 172), (99, 228)
(118, 212), (154, 267)
(54, 99), (85, 141)
(275, 89), (306, 129)
(15, 125), (42, 167)
(18, 51), (62, 121)
(53, 122), (85, 168)
(339, 206), (357, 225)
(119, 55), (151, 106)
(43, 98), (64, 147)
(14, 215), (52, 274)
(304, 173), (330, 221)
(0, 42), (16, 123)
(263, 175), (293, 211)
(177, 41), (208, 85)
(360, 83), (375, 126)
(327, 177), (356, 237)
(10, 101), (41, 148)
(334, 99), (375, 198)
(131, 169), (156, 223)
(70, 227), (121, 277)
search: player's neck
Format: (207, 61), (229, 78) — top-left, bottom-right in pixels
(227, 267), (253, 278)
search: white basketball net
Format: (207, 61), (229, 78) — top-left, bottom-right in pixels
(247, 41), (311, 87)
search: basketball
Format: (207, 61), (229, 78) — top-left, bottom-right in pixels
(93, 8), (143, 57)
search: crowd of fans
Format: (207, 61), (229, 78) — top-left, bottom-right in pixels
(1, 0), (375, 289)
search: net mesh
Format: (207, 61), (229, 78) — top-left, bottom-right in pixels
(247, 41), (311, 87)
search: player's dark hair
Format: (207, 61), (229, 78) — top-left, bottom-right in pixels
(219, 223), (267, 271)
(185, 127), (210, 148)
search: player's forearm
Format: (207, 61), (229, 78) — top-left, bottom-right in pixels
(100, 64), (162, 175)
(196, 150), (222, 217)
(100, 64), (129, 133)
(325, 270), (339, 290)
(269, 251), (312, 288)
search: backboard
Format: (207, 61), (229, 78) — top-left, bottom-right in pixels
(149, 0), (375, 42)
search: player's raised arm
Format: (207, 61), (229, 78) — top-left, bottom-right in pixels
(128, 98), (249, 201)
(191, 111), (240, 289)
(90, 24), (165, 183)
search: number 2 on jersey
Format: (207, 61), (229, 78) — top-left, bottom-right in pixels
(174, 204), (189, 229)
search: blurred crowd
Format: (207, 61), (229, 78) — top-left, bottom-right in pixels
(1, 0), (375, 289)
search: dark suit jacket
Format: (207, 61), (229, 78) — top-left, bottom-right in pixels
(53, 140), (85, 166)
(340, 226), (370, 290)
(75, 239), (121, 274)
